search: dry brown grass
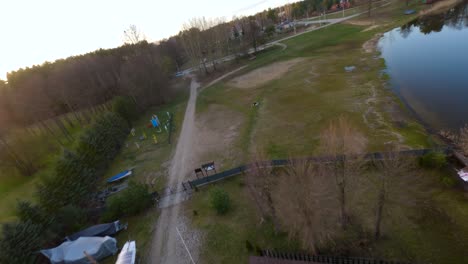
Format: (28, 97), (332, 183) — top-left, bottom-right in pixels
(228, 58), (304, 89)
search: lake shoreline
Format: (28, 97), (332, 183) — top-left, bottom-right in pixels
(375, 0), (468, 147)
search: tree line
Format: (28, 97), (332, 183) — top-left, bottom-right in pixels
(0, 0), (361, 135)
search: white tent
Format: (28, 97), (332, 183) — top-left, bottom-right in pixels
(41, 236), (117, 264)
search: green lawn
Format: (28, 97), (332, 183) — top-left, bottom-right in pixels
(0, 122), (85, 223)
(197, 0), (435, 162)
(188, 176), (301, 263)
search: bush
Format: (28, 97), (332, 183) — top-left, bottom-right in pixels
(0, 220), (44, 263)
(112, 96), (138, 125)
(102, 181), (153, 221)
(37, 150), (98, 211)
(419, 152), (447, 169)
(210, 187), (231, 215)
(38, 112), (129, 212)
(441, 176), (456, 188)
(52, 205), (88, 236)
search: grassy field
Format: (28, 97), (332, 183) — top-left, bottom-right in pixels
(188, 167), (468, 263)
(188, 1), (468, 263)
(187, 176), (301, 263)
(0, 122), (85, 223)
(197, 0), (434, 161)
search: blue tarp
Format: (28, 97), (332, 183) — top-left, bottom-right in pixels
(107, 170), (132, 183)
(404, 9), (416, 15)
(65, 220), (124, 241)
(151, 119), (159, 127)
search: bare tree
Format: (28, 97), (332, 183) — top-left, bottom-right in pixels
(123, 25), (145, 44)
(320, 116), (367, 230)
(274, 159), (336, 253)
(180, 18), (210, 74)
(246, 152), (279, 232)
(371, 144), (421, 239)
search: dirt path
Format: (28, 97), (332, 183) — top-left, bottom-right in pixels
(148, 78), (200, 264)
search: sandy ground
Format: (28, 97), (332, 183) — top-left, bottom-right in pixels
(202, 66), (247, 91)
(148, 78), (201, 264)
(363, 25), (381, 32)
(420, 0), (464, 15)
(345, 19), (376, 26)
(362, 32), (384, 53)
(229, 58), (304, 89)
(193, 104), (244, 169)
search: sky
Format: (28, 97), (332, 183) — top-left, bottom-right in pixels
(0, 0), (291, 80)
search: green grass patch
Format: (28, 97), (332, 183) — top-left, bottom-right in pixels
(188, 176), (300, 263)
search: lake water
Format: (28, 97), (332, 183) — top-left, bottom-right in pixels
(379, 1), (468, 131)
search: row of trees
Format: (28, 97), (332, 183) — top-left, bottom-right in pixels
(0, 40), (174, 131)
(246, 117), (439, 254)
(177, 0), (364, 75)
(0, 0), (365, 135)
(0, 99), (133, 263)
(0, 26), (184, 177)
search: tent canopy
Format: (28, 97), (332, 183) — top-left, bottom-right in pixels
(65, 220), (124, 241)
(41, 236), (117, 264)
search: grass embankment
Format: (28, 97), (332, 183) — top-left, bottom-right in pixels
(190, 1), (468, 263)
(0, 121), (84, 223)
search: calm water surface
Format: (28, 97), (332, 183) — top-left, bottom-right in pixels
(379, 1), (468, 131)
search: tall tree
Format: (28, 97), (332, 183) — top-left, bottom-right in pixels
(320, 116), (367, 230)
(274, 159), (336, 253)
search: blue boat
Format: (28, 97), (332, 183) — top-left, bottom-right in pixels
(107, 170), (133, 183)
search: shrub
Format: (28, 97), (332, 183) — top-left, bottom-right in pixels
(38, 112), (129, 212)
(112, 96), (138, 125)
(419, 152), (447, 169)
(210, 187), (231, 215)
(0, 220), (44, 263)
(16, 201), (48, 225)
(102, 181), (153, 221)
(52, 205), (88, 236)
(441, 176), (456, 188)
(245, 240), (254, 252)
(37, 149), (97, 211)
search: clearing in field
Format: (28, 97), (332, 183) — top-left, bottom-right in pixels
(228, 58), (304, 89)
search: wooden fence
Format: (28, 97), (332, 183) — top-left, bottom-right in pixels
(258, 249), (410, 264)
(188, 148), (451, 188)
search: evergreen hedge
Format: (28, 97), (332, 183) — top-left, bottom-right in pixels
(38, 112), (129, 211)
(102, 181), (153, 222)
(1, 106), (131, 262)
